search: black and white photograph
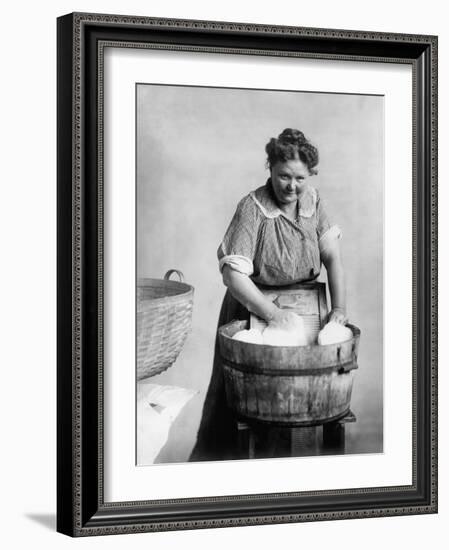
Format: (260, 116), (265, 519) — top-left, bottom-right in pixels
(136, 83), (384, 465)
(0, 0), (442, 545)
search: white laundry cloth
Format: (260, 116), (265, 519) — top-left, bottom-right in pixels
(232, 328), (264, 344)
(317, 321), (353, 345)
(263, 312), (308, 346)
(137, 383), (197, 465)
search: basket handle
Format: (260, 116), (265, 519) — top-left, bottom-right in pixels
(164, 269), (185, 283)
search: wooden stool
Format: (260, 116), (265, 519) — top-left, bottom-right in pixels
(236, 410), (356, 459)
(322, 410), (356, 453)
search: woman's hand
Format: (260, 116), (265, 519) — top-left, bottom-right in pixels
(327, 307), (348, 325)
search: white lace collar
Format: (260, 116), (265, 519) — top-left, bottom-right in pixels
(250, 179), (317, 220)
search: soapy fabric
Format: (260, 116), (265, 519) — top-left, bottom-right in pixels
(232, 328), (264, 344)
(318, 321), (353, 345)
(233, 313), (307, 346)
(264, 313), (307, 346)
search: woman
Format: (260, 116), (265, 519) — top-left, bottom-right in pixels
(189, 128), (346, 462)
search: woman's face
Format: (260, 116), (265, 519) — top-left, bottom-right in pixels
(270, 158), (310, 207)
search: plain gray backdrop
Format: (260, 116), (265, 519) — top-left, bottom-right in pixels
(136, 83), (384, 463)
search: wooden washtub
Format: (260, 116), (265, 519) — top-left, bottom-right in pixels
(218, 319), (360, 426)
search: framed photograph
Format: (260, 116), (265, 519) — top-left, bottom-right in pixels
(57, 12), (437, 536)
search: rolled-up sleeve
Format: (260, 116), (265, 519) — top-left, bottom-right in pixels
(217, 195), (259, 276)
(316, 193), (342, 256)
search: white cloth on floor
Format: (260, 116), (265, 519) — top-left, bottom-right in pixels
(137, 383), (197, 465)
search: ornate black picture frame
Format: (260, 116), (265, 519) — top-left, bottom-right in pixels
(57, 12), (437, 536)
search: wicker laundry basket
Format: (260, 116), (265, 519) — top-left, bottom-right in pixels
(137, 270), (194, 380)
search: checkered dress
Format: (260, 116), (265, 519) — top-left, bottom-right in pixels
(217, 178), (340, 286)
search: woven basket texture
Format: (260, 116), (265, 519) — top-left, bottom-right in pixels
(137, 273), (194, 380)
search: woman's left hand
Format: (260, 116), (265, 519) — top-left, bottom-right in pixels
(327, 308), (348, 325)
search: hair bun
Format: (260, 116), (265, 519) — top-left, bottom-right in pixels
(279, 128), (306, 144)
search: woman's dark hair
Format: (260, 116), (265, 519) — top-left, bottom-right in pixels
(265, 128), (319, 175)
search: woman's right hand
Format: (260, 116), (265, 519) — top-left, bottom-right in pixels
(327, 307), (348, 325)
(223, 266), (295, 324)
